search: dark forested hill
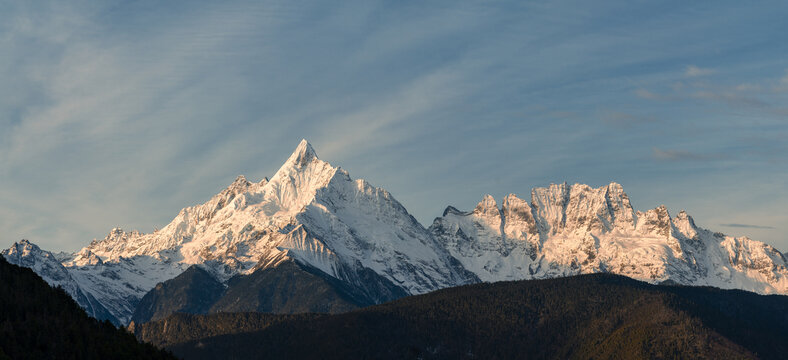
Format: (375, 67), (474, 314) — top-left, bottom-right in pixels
(207, 260), (367, 314)
(131, 265), (226, 325)
(137, 273), (788, 360)
(0, 256), (175, 360)
(131, 260), (402, 325)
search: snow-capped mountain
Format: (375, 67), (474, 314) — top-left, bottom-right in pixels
(429, 182), (788, 294)
(88, 140), (472, 292)
(1, 240), (117, 322)
(3, 140), (787, 326)
(4, 140), (474, 325)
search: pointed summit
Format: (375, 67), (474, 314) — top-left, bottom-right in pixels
(265, 139), (338, 213)
(474, 194), (500, 218)
(5, 239), (38, 258)
(286, 139), (319, 168)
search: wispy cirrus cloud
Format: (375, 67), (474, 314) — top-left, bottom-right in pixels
(684, 65), (715, 77)
(636, 67), (788, 121)
(652, 148), (724, 162)
(2, 1), (788, 253)
(690, 90), (770, 108)
(720, 223), (775, 230)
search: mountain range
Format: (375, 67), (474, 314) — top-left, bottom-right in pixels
(3, 139), (787, 326)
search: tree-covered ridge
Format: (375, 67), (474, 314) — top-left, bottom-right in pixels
(140, 274), (787, 360)
(0, 256), (175, 360)
(131, 260), (381, 325)
(134, 312), (321, 348)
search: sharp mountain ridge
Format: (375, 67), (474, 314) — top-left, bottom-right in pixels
(3, 139), (786, 325)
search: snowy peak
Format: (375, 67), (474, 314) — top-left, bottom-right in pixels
(266, 140), (338, 215)
(501, 194), (539, 243)
(673, 210), (699, 240)
(430, 193), (538, 281)
(84, 172), (272, 262)
(432, 183), (788, 294)
(86, 228), (146, 259)
(442, 206), (463, 217)
(433, 182), (638, 254)
(297, 159), (476, 294)
(3, 239), (49, 263)
(197, 175), (267, 220)
(603, 182), (637, 228)
(228, 175), (252, 191)
(49, 139), (475, 323)
(563, 183), (631, 233)
(69, 248), (103, 267)
(5, 141), (788, 328)
(80, 140), (341, 268)
(2, 241), (65, 289)
(635, 205), (671, 238)
(286, 139), (319, 168)
(528, 182), (637, 235)
(1, 239), (118, 324)
(90, 227), (143, 248)
(531, 182), (569, 236)
(474, 194), (501, 218)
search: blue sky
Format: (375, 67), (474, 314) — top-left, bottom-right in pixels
(1, 0), (787, 252)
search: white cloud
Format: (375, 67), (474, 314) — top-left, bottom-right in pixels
(315, 68), (466, 159)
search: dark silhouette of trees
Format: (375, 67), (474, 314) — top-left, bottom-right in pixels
(139, 273), (788, 360)
(0, 256), (175, 360)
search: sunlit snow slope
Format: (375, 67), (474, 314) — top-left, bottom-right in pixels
(4, 140), (786, 326)
(429, 183), (787, 294)
(5, 140), (474, 325)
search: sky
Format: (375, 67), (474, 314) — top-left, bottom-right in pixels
(1, 0), (787, 253)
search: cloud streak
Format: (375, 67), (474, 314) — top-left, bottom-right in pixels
(685, 65), (715, 77)
(720, 223), (775, 230)
(652, 148), (724, 162)
(1, 1), (787, 253)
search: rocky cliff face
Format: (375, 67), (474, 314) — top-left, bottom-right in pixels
(430, 183), (788, 294)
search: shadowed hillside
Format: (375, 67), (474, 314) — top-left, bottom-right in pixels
(130, 260), (404, 325)
(136, 273), (788, 360)
(0, 256), (175, 360)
